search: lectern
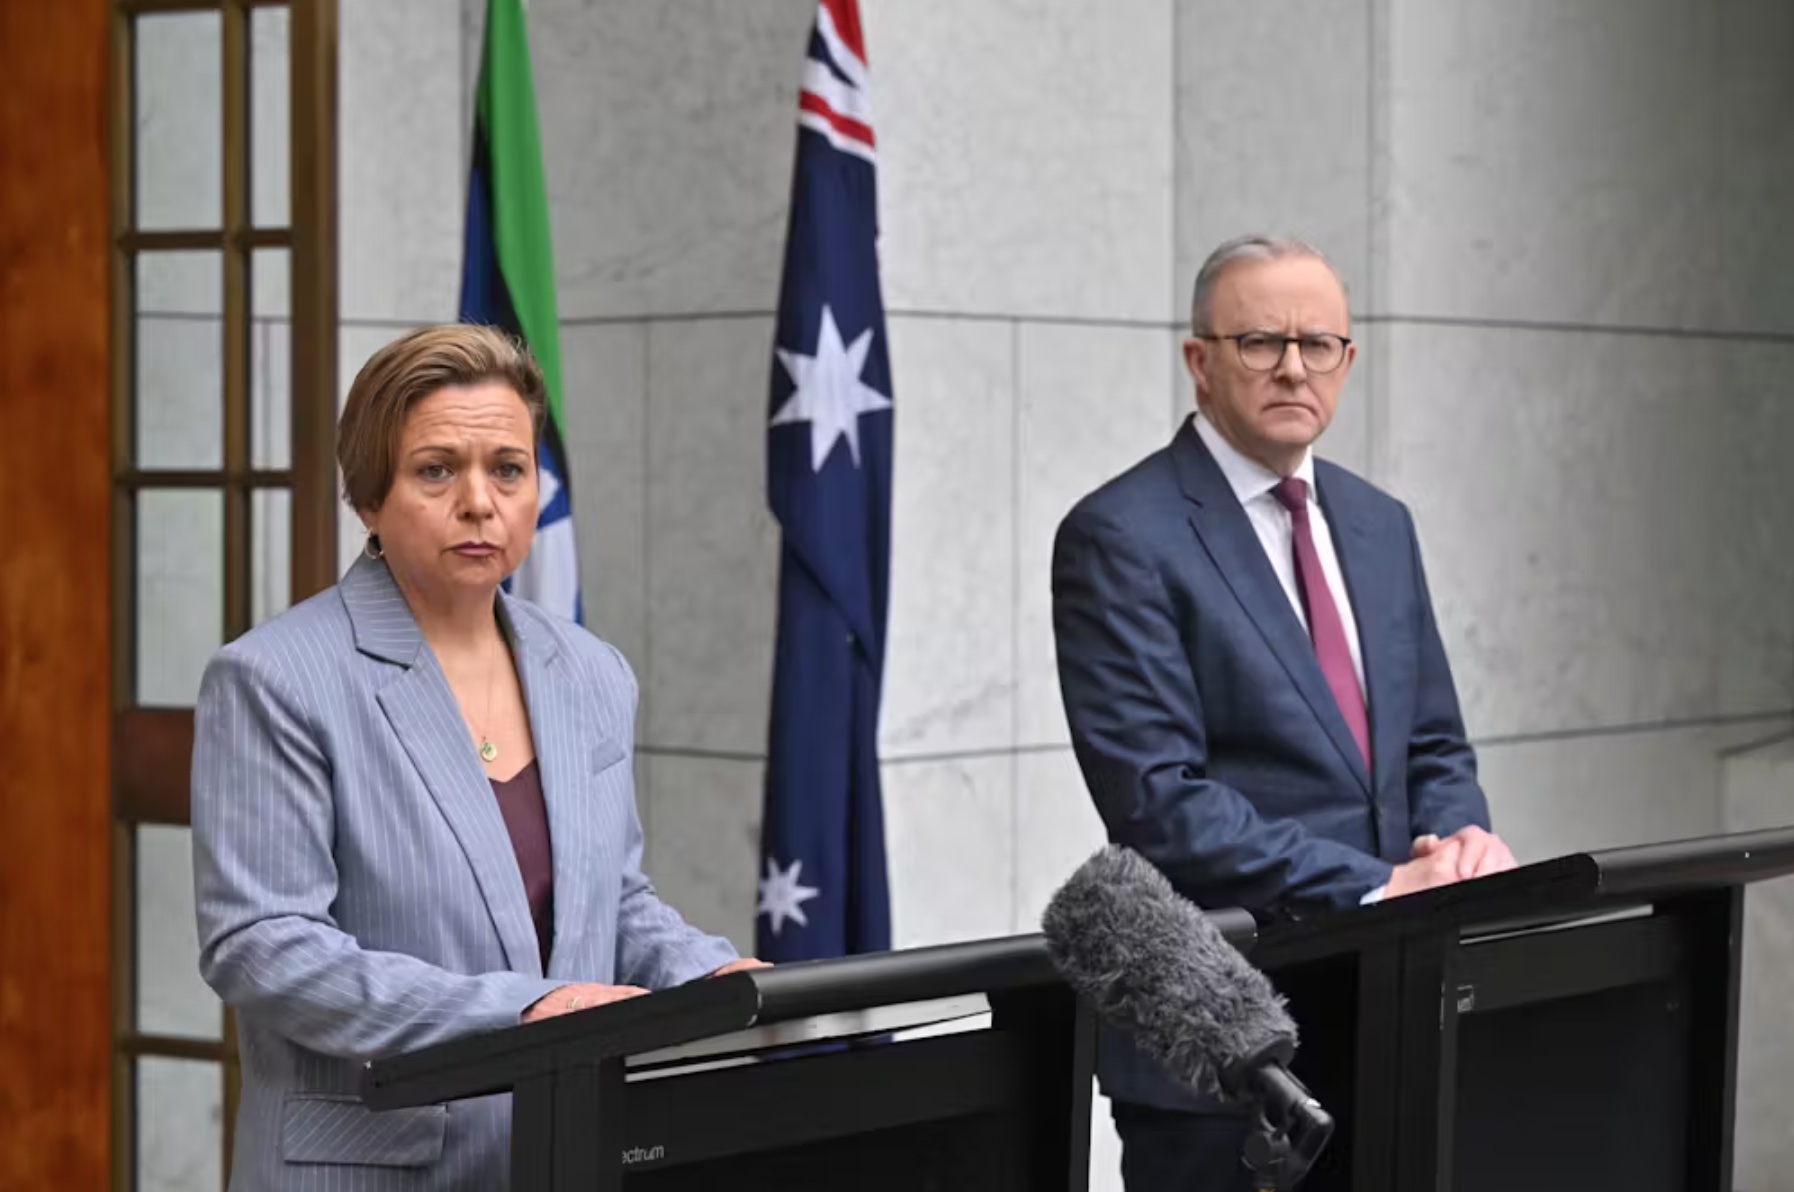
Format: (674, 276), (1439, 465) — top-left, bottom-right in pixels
(1254, 826), (1794, 1192)
(362, 918), (1255, 1191)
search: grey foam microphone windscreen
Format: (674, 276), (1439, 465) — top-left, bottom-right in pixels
(1040, 843), (1296, 1101)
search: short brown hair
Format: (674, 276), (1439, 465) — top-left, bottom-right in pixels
(337, 323), (548, 511)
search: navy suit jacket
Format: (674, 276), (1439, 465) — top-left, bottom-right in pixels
(1051, 416), (1490, 1109)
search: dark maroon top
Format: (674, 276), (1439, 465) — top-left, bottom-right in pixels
(491, 759), (554, 972)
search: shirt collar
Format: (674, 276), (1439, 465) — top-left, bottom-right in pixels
(1193, 411), (1316, 506)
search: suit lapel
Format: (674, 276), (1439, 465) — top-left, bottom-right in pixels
(497, 594), (606, 982)
(1172, 424), (1373, 793)
(342, 557), (543, 975)
(1315, 469), (1403, 792)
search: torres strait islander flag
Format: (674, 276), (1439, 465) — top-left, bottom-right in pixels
(460, 0), (582, 624)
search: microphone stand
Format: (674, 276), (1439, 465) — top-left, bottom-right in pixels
(1234, 1058), (1335, 1190)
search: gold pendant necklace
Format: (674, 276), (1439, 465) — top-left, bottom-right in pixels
(475, 631), (501, 765)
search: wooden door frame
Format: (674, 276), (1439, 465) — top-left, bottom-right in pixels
(106, 1), (337, 1185)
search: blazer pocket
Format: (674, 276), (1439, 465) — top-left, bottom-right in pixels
(280, 1092), (447, 1167)
(592, 736), (628, 775)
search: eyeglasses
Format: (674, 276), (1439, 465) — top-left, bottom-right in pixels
(1198, 332), (1352, 374)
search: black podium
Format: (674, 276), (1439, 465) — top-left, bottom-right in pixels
(1254, 826), (1794, 1192)
(362, 918), (1255, 1191)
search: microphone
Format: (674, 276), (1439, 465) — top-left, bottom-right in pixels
(1041, 844), (1334, 1188)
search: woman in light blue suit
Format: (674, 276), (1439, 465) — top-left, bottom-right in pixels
(191, 324), (765, 1190)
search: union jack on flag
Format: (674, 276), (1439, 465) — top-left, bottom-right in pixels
(795, 0), (875, 163)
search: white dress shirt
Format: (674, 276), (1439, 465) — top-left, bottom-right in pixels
(1194, 414), (1388, 903)
(1193, 413), (1365, 696)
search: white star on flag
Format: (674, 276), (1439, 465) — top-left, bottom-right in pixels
(771, 304), (892, 471)
(757, 856), (821, 937)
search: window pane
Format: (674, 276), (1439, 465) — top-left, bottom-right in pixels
(137, 1057), (223, 1192)
(135, 252), (223, 472)
(134, 12), (222, 232)
(136, 315), (222, 471)
(136, 347), (223, 474)
(253, 488), (292, 626)
(136, 491), (224, 706)
(252, 250), (290, 470)
(251, 5), (290, 229)
(136, 826), (221, 1041)
(138, 250), (221, 319)
(253, 243), (290, 324)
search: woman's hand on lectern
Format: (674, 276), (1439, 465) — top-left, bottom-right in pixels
(520, 982), (649, 1023)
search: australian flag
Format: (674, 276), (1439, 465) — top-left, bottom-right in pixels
(755, 0), (893, 963)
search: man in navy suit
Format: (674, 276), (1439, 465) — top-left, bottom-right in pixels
(1051, 235), (1518, 1191)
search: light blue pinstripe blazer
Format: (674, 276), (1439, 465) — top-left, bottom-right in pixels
(191, 555), (738, 1191)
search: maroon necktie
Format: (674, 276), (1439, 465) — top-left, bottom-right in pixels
(1272, 477), (1371, 773)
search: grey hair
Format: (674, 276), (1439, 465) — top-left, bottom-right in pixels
(1188, 235), (1347, 334)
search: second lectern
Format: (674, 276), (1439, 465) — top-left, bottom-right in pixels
(1258, 826), (1794, 1192)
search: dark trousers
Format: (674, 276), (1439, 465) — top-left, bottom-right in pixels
(1111, 1102), (1256, 1192)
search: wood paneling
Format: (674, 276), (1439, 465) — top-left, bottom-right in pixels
(0, 0), (115, 1188)
(115, 710), (196, 825)
(290, 0), (339, 601)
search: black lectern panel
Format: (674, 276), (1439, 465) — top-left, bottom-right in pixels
(629, 1115), (1016, 1192)
(619, 1030), (1024, 1176)
(1453, 978), (1690, 1192)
